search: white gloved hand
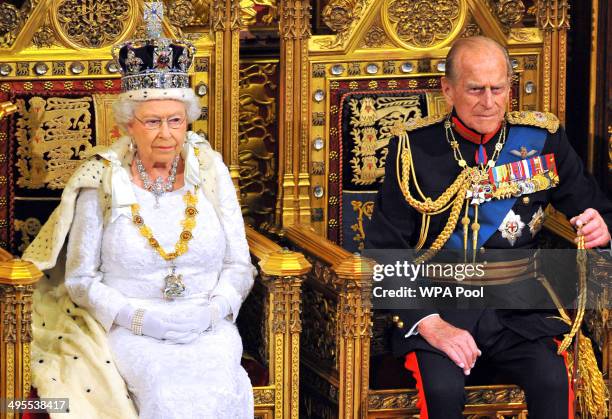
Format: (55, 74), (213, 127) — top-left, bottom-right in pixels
(141, 310), (201, 343)
(171, 296), (231, 333)
(115, 305), (200, 344)
(172, 305), (212, 334)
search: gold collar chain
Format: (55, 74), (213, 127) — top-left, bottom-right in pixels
(444, 115), (507, 172)
(444, 115), (508, 260)
(131, 188), (199, 261)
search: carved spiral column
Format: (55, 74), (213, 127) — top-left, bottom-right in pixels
(277, 1), (312, 227)
(211, 0), (242, 189)
(537, 0), (570, 123)
(333, 257), (373, 419)
(0, 256), (43, 419)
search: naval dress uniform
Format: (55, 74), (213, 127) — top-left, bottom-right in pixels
(365, 110), (612, 419)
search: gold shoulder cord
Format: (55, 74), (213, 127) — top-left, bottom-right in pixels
(395, 132), (471, 263)
(396, 114), (508, 263)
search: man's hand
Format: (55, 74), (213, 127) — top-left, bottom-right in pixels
(417, 315), (481, 375)
(570, 208), (611, 248)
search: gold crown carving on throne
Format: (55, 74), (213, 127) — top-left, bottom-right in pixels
(110, 1), (196, 100)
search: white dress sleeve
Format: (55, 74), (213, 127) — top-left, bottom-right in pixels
(64, 187), (129, 332)
(209, 155), (256, 321)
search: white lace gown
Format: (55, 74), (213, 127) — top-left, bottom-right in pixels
(64, 175), (255, 418)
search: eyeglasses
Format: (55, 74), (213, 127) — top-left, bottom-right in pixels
(133, 115), (186, 130)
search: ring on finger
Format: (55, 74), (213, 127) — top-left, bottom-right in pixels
(576, 220), (589, 231)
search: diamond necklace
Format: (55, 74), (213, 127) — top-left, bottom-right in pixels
(135, 154), (180, 207)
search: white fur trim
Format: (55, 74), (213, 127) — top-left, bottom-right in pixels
(118, 87), (193, 102)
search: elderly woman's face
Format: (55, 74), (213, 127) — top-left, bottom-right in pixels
(127, 100), (187, 165)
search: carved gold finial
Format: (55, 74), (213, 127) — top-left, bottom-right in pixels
(0, 258), (44, 286)
(332, 254), (376, 280)
(258, 249), (311, 277)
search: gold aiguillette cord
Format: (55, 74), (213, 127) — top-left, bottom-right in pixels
(396, 132), (471, 263)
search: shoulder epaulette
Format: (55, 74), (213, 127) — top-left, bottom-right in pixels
(506, 111), (559, 134)
(406, 113), (446, 132)
(389, 114), (445, 137)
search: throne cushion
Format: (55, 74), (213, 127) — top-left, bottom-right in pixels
(329, 85), (446, 252)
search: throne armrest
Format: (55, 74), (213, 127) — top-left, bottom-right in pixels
(0, 253), (43, 411)
(284, 224), (374, 418)
(244, 226), (311, 417)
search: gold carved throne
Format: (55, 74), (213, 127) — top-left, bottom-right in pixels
(273, 0), (607, 418)
(0, 1), (307, 418)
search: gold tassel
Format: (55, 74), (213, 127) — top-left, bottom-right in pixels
(572, 332), (610, 418)
(558, 236), (609, 418)
(416, 213), (429, 251)
(471, 204), (480, 264)
(538, 236), (609, 418)
(461, 200), (470, 261)
(557, 238), (587, 353)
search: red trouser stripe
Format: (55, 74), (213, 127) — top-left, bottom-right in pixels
(554, 338), (575, 419)
(404, 352), (429, 419)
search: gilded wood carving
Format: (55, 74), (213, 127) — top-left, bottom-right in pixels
(53, 0), (133, 48)
(0, 2), (27, 49)
(383, 0), (466, 50)
(294, 1), (575, 418)
(238, 62), (278, 228)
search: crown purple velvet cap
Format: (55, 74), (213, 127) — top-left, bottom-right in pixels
(109, 2), (196, 101)
(110, 39), (196, 100)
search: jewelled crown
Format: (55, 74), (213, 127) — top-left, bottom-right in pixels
(111, 2), (196, 97)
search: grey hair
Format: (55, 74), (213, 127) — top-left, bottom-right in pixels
(445, 36), (513, 82)
(112, 89), (201, 132)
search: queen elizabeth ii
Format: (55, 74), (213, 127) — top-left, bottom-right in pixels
(23, 19), (255, 419)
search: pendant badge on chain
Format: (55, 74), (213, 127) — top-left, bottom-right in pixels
(163, 265), (186, 299)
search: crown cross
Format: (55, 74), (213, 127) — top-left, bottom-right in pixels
(144, 2), (164, 39)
